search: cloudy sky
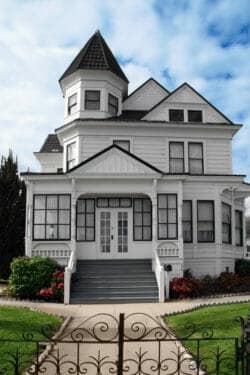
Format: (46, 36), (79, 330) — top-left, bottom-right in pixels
(0, 0), (249, 210)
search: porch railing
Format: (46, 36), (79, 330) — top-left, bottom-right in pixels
(64, 250), (76, 304)
(152, 250), (165, 302)
(31, 249), (71, 259)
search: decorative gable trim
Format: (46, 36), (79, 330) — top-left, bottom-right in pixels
(142, 82), (233, 124)
(123, 77), (169, 103)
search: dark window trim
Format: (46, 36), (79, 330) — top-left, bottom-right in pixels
(169, 109), (184, 122)
(85, 90), (101, 110)
(66, 142), (76, 171)
(76, 198), (96, 242)
(183, 200), (193, 243)
(96, 197), (132, 208)
(67, 93), (77, 115)
(157, 194), (178, 240)
(133, 198), (152, 241)
(197, 200), (215, 243)
(108, 93), (119, 115)
(33, 194), (71, 241)
(235, 209), (243, 246)
(188, 142), (204, 175)
(188, 109), (203, 123)
(113, 140), (130, 152)
(222, 202), (232, 244)
(169, 142), (185, 174)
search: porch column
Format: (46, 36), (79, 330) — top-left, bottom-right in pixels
(177, 181), (184, 260)
(215, 186), (222, 274)
(231, 189), (236, 247)
(71, 179), (77, 271)
(151, 179), (158, 254)
(25, 181), (33, 257)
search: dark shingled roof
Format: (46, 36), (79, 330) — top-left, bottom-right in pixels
(116, 110), (148, 120)
(39, 134), (63, 153)
(59, 30), (129, 83)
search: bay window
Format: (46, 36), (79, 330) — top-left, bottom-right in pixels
(133, 198), (152, 241)
(222, 203), (231, 244)
(183, 200), (193, 243)
(66, 142), (77, 170)
(158, 194), (178, 240)
(85, 90), (100, 110)
(108, 94), (119, 115)
(67, 93), (77, 115)
(76, 199), (95, 241)
(235, 210), (243, 246)
(188, 142), (203, 174)
(169, 142), (184, 173)
(197, 201), (214, 242)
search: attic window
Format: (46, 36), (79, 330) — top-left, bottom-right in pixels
(68, 94), (77, 115)
(85, 90), (100, 110)
(108, 94), (118, 116)
(188, 110), (202, 122)
(169, 109), (184, 122)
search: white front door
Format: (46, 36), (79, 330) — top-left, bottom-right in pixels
(98, 209), (130, 258)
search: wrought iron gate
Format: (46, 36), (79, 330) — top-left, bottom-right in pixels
(0, 312), (249, 375)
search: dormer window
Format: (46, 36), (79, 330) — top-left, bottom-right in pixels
(68, 94), (77, 115)
(85, 90), (100, 110)
(169, 109), (184, 122)
(108, 94), (118, 116)
(188, 110), (202, 122)
(66, 142), (77, 170)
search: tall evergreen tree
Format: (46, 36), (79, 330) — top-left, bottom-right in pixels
(0, 151), (26, 278)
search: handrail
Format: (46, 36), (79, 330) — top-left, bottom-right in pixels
(64, 251), (76, 304)
(152, 250), (165, 302)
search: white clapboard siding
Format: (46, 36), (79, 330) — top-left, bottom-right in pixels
(133, 137), (167, 170)
(206, 139), (232, 174)
(81, 136), (111, 161)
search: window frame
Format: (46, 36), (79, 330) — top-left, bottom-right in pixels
(188, 110), (203, 122)
(133, 198), (152, 241)
(66, 142), (77, 171)
(157, 194), (178, 240)
(32, 194), (71, 241)
(182, 200), (193, 243)
(67, 93), (77, 115)
(113, 140), (130, 152)
(85, 90), (101, 110)
(108, 93), (119, 116)
(76, 198), (96, 242)
(188, 142), (204, 175)
(169, 109), (184, 122)
(97, 198), (132, 208)
(222, 202), (232, 244)
(235, 210), (243, 246)
(169, 142), (185, 174)
(197, 200), (215, 243)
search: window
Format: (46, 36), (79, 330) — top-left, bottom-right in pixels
(76, 199), (95, 241)
(67, 94), (77, 115)
(97, 198), (132, 208)
(133, 198), (152, 241)
(188, 110), (202, 122)
(108, 94), (119, 116)
(222, 203), (231, 244)
(197, 201), (215, 242)
(235, 210), (243, 246)
(33, 195), (71, 240)
(169, 109), (184, 122)
(113, 140), (130, 152)
(183, 201), (193, 243)
(66, 142), (77, 170)
(85, 90), (100, 110)
(169, 142), (184, 173)
(188, 143), (203, 174)
(158, 194), (178, 240)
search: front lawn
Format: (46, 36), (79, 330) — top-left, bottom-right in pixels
(165, 302), (250, 374)
(0, 306), (62, 374)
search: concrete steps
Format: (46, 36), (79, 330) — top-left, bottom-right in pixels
(70, 259), (158, 304)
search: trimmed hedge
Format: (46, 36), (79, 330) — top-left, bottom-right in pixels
(9, 257), (57, 298)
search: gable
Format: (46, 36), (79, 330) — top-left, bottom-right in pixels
(143, 83), (231, 123)
(123, 78), (169, 111)
(68, 146), (162, 176)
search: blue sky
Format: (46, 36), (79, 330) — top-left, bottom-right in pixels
(0, 0), (249, 208)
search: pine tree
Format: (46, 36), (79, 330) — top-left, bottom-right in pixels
(0, 150), (26, 278)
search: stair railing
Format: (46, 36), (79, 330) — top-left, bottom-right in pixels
(152, 249), (165, 302)
(64, 250), (76, 304)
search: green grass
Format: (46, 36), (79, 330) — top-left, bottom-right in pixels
(0, 306), (62, 374)
(165, 302), (250, 374)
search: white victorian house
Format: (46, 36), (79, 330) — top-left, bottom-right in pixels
(21, 31), (250, 304)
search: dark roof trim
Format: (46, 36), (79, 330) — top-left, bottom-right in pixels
(123, 77), (169, 103)
(39, 134), (63, 153)
(67, 144), (164, 174)
(21, 172), (64, 176)
(143, 82), (233, 124)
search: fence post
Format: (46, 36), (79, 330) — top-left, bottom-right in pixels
(245, 314), (250, 375)
(117, 313), (124, 375)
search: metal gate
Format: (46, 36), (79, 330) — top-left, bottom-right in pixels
(0, 312), (249, 374)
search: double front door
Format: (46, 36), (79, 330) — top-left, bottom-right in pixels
(97, 209), (131, 257)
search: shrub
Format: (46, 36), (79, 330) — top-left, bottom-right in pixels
(9, 257), (57, 298)
(37, 271), (64, 302)
(235, 258), (250, 277)
(170, 277), (201, 299)
(199, 274), (219, 296)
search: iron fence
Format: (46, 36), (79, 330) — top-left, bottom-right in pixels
(0, 312), (249, 375)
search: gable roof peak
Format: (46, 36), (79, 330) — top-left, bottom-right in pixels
(59, 30), (129, 83)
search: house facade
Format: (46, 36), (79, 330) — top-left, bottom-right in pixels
(21, 31), (250, 303)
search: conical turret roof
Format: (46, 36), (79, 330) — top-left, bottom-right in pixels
(59, 30), (129, 83)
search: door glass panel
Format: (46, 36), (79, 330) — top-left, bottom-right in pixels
(118, 212), (128, 253)
(100, 211), (111, 253)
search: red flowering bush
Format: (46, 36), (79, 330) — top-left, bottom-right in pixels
(37, 271), (64, 302)
(170, 277), (201, 299)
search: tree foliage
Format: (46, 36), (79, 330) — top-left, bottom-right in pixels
(0, 150), (26, 278)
